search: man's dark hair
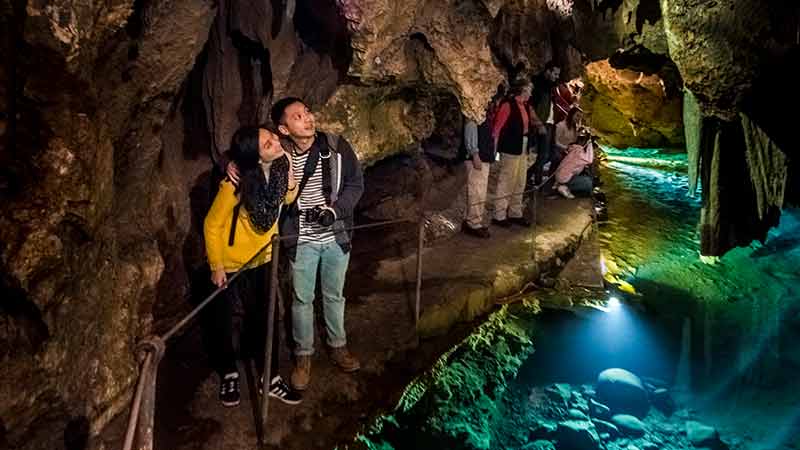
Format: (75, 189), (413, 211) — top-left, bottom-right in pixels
(270, 97), (306, 126)
(544, 60), (559, 72)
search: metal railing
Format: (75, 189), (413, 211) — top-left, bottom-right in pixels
(121, 173), (557, 450)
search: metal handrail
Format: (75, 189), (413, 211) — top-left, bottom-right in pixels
(121, 174), (558, 450)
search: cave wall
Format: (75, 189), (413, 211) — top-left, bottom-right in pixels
(582, 59), (683, 148)
(573, 0), (799, 255)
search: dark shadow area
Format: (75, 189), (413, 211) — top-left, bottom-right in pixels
(294, 0), (353, 81)
(180, 43), (212, 161)
(63, 416), (89, 450)
(0, 274), (49, 359)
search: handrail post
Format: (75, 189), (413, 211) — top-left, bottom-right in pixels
(135, 338), (165, 450)
(122, 337), (165, 450)
(259, 236), (280, 446)
(415, 215), (424, 328)
(532, 186), (539, 263)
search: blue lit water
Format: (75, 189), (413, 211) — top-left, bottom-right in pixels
(358, 149), (800, 450)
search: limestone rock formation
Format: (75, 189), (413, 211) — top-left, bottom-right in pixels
(344, 0), (505, 122)
(582, 59), (683, 148)
(1, 0), (215, 445)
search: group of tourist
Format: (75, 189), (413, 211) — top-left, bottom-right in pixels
(459, 62), (595, 239)
(204, 97), (363, 408)
(200, 63), (596, 411)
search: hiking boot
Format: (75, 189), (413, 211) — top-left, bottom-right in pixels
(219, 372), (240, 407)
(330, 346), (360, 372)
(267, 376), (303, 405)
(291, 355), (311, 391)
(461, 222), (490, 239)
(508, 217), (532, 228)
(491, 218), (512, 228)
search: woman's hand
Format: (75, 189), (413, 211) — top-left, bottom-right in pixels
(226, 161), (240, 186)
(211, 268), (227, 288)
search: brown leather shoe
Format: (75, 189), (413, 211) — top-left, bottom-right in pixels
(330, 346), (360, 372)
(291, 355), (311, 391)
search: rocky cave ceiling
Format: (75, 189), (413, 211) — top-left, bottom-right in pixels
(0, 0), (798, 447)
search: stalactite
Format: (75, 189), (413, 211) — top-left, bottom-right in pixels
(683, 88), (702, 197)
(740, 112), (788, 221)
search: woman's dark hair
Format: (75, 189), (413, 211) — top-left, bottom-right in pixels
(270, 96), (306, 127)
(566, 106), (582, 129)
(229, 126), (290, 232)
(230, 126), (262, 173)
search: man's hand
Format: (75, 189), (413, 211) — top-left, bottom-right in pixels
(471, 153), (482, 171)
(211, 268), (227, 288)
(226, 161), (240, 185)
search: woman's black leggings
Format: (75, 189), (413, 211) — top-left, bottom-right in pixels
(206, 263), (279, 378)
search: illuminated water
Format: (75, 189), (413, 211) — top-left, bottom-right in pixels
(358, 149), (800, 450)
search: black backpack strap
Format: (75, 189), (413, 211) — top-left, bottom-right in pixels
(320, 143), (333, 205)
(228, 202), (242, 246)
(296, 145), (320, 198)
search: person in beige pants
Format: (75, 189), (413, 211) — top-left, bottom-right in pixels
(491, 80), (546, 227)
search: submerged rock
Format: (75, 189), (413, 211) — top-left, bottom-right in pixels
(685, 421), (721, 447)
(592, 419), (620, 438)
(611, 414), (646, 437)
(545, 383), (573, 405)
(521, 440), (557, 450)
(530, 421), (557, 441)
(568, 409), (588, 420)
(596, 368), (650, 417)
(651, 388), (675, 415)
(555, 420), (601, 450)
(589, 398), (611, 419)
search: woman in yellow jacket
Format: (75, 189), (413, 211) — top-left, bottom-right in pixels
(204, 125), (300, 407)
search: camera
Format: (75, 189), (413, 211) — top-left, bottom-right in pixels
(304, 206), (336, 227)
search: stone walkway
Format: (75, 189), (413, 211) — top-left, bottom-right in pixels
(95, 195), (594, 450)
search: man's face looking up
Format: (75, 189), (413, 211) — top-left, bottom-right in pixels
(278, 101), (316, 140)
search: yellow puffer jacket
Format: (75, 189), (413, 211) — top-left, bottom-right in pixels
(204, 180), (297, 273)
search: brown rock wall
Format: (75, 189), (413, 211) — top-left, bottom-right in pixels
(582, 59), (683, 148)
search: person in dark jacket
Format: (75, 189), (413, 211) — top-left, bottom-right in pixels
(491, 80), (546, 227)
(270, 97), (364, 392)
(530, 62), (562, 184)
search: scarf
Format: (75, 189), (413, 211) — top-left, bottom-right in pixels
(241, 154), (290, 233)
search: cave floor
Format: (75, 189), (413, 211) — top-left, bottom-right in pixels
(94, 194), (594, 450)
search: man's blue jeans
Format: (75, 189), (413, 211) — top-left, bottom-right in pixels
(291, 241), (351, 356)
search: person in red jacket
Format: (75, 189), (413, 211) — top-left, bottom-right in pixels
(552, 82), (575, 124)
(491, 80), (546, 228)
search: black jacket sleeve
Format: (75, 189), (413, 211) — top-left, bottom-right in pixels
(332, 138), (364, 220)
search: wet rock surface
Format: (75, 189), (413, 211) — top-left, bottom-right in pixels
(582, 59), (683, 149)
(596, 368), (650, 418)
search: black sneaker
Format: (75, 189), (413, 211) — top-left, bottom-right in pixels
(268, 376), (303, 405)
(219, 372), (240, 407)
(491, 218), (512, 228)
(461, 222), (491, 239)
(508, 217), (532, 228)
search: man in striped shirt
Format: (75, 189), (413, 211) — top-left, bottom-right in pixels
(272, 97), (364, 391)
